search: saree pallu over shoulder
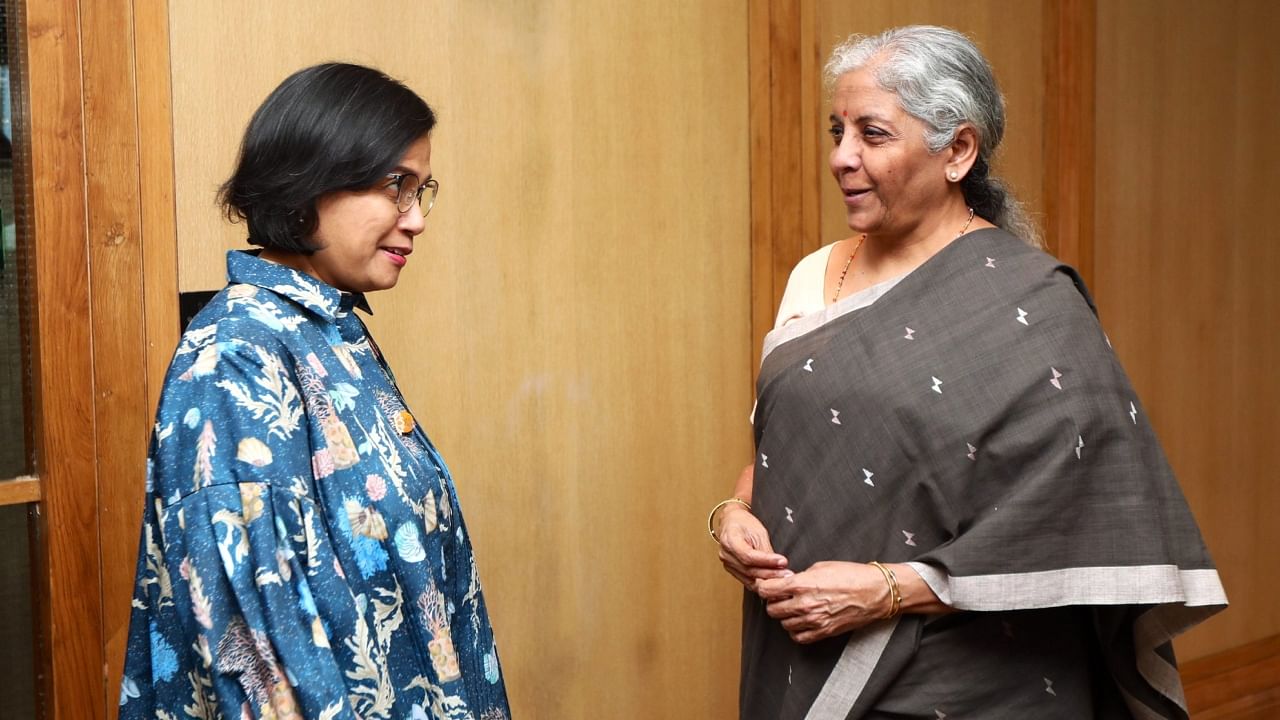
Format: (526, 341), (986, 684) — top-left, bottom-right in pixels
(744, 229), (1226, 720)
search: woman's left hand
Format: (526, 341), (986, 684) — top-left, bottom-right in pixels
(755, 561), (890, 644)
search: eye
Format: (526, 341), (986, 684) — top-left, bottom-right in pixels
(863, 126), (890, 142)
(828, 123), (844, 144)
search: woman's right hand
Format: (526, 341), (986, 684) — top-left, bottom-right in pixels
(717, 503), (791, 590)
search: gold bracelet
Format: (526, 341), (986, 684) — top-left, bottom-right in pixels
(869, 561), (902, 619)
(707, 497), (751, 542)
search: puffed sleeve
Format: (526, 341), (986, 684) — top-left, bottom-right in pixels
(121, 331), (358, 720)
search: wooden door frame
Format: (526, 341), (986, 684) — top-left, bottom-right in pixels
(21, 0), (176, 716)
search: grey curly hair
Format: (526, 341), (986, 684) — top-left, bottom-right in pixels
(825, 25), (1040, 247)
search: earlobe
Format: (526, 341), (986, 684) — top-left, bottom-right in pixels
(946, 125), (980, 183)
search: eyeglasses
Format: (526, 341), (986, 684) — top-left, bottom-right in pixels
(385, 173), (440, 217)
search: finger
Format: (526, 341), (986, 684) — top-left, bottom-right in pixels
(739, 547), (789, 570)
(764, 598), (805, 620)
(748, 529), (779, 556)
(781, 615), (816, 633)
(755, 576), (795, 600)
(720, 558), (755, 585)
(720, 553), (781, 586)
(790, 629), (822, 645)
(745, 567), (794, 581)
(725, 534), (788, 569)
(726, 567), (756, 588)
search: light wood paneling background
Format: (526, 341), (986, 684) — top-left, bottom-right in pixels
(168, 2), (750, 717)
(1095, 0), (1280, 660)
(815, 2), (1046, 250)
(28, 1), (1271, 717)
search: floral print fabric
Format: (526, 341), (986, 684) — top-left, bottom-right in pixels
(120, 251), (510, 720)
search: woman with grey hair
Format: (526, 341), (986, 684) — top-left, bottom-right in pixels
(710, 25), (1224, 719)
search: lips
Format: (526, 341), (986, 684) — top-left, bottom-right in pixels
(842, 187), (872, 205)
(381, 247), (411, 267)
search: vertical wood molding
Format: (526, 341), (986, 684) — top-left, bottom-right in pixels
(1043, 0), (1096, 287)
(24, 0), (106, 717)
(749, 0), (820, 375)
(23, 0), (176, 716)
(77, 0), (169, 714)
(135, 1), (179, 419)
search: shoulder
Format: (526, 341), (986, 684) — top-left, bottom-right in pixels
(175, 284), (324, 363)
(955, 229), (1094, 306)
(164, 286), (319, 397)
(961, 228), (1062, 275)
(787, 243), (837, 285)
(775, 243), (837, 328)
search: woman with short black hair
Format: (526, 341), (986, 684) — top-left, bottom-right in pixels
(120, 63), (511, 720)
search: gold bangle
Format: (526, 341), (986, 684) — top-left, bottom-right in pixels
(707, 497), (751, 542)
(869, 561), (902, 619)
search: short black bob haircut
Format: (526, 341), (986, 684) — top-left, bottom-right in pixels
(219, 63), (436, 254)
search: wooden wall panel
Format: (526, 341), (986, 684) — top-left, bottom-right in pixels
(815, 1), (1046, 250)
(135, 1), (180, 418)
(1041, 0), (1095, 277)
(23, 0), (179, 716)
(168, 3), (751, 716)
(1095, 0), (1280, 661)
(748, 0), (821, 372)
(79, 1), (153, 712)
(24, 0), (105, 717)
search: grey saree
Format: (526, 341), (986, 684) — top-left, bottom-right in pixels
(742, 229), (1226, 719)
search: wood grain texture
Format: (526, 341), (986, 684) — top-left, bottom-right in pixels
(24, 0), (106, 717)
(113, 2), (179, 711)
(1183, 634), (1280, 719)
(0, 476), (41, 506)
(1094, 0), (1280, 662)
(135, 0), (179, 420)
(749, 0), (821, 373)
(78, 0), (171, 715)
(168, 3), (751, 716)
(815, 1), (1047, 250)
(749, 0), (774, 375)
(1041, 0), (1095, 280)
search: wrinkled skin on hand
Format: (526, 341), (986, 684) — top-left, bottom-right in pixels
(755, 561), (891, 644)
(715, 504), (793, 589)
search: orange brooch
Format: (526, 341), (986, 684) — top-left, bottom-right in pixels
(393, 410), (415, 435)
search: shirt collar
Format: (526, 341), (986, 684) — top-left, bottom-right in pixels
(226, 250), (373, 320)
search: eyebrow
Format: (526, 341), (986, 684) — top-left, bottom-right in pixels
(390, 167), (433, 182)
(829, 112), (893, 125)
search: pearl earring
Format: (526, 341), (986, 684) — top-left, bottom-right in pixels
(949, 170), (959, 181)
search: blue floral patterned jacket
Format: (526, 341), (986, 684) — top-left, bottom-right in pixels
(120, 251), (510, 720)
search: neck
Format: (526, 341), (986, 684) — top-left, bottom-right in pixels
(861, 198), (974, 269)
(260, 248), (322, 283)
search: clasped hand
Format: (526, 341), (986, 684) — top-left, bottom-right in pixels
(716, 506), (889, 644)
(755, 561), (891, 644)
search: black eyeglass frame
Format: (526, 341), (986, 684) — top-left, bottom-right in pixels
(385, 173), (439, 216)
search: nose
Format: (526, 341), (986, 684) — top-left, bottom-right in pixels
(829, 134), (862, 177)
(398, 200), (427, 236)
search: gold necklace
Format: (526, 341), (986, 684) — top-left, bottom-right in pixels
(958, 206), (976, 236)
(832, 234), (866, 303)
(832, 207), (976, 303)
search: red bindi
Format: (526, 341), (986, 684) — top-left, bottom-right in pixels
(841, 110), (848, 117)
